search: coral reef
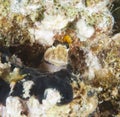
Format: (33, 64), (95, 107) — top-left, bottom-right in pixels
(0, 0), (120, 117)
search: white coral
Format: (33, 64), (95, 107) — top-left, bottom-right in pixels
(27, 89), (61, 117)
(76, 19), (95, 41)
(44, 44), (68, 66)
(41, 14), (71, 31)
(29, 28), (54, 46)
(10, 0), (41, 15)
(85, 50), (102, 79)
(6, 97), (26, 117)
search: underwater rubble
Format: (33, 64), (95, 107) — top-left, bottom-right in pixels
(0, 0), (120, 117)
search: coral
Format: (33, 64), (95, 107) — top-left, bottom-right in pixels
(76, 19), (95, 41)
(0, 0), (120, 117)
(44, 44), (68, 66)
(97, 34), (120, 80)
(38, 44), (69, 72)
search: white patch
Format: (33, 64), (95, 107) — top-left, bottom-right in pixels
(97, 11), (114, 32)
(85, 50), (101, 79)
(27, 89), (61, 117)
(0, 105), (7, 117)
(29, 28), (54, 46)
(26, 4), (40, 11)
(10, 0), (41, 15)
(6, 96), (24, 117)
(41, 14), (71, 31)
(42, 88), (61, 106)
(10, 0), (27, 14)
(23, 80), (34, 98)
(76, 19), (95, 41)
(27, 96), (45, 117)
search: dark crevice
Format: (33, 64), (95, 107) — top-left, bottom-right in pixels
(112, 0), (120, 34)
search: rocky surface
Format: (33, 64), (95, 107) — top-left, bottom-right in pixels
(0, 0), (120, 117)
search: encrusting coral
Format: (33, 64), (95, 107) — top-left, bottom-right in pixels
(0, 0), (120, 117)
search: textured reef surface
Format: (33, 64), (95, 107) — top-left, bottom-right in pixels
(0, 0), (120, 117)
